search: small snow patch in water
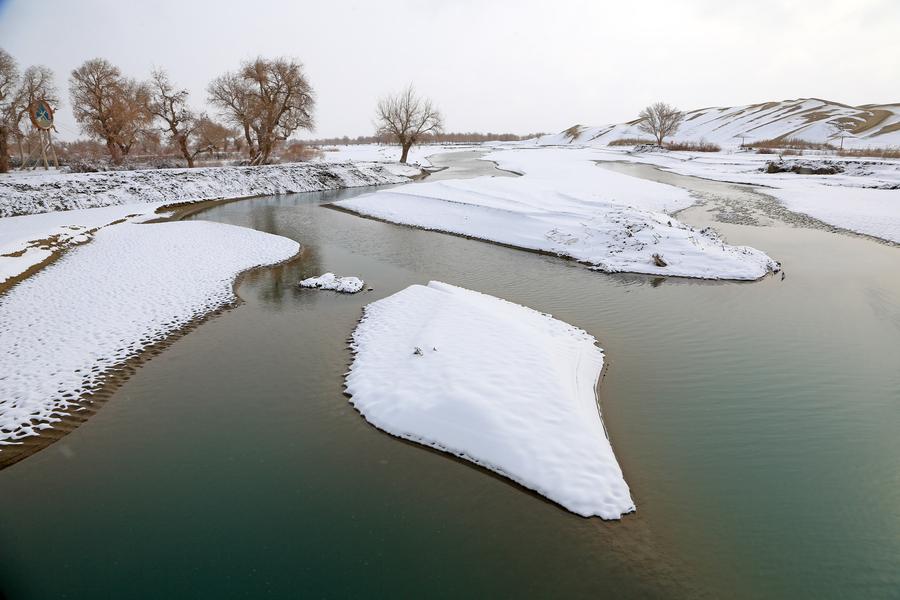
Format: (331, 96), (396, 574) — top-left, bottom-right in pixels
(299, 273), (364, 293)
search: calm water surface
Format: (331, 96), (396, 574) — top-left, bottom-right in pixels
(1, 153), (898, 598)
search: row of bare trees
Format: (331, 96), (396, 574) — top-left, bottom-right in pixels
(4, 46), (467, 170)
(1, 48), (321, 172)
(67, 56), (315, 168)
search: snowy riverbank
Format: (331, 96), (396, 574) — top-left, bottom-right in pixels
(346, 281), (634, 519)
(0, 221), (300, 450)
(0, 161), (421, 218)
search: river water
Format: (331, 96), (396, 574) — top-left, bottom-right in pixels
(1, 152), (898, 598)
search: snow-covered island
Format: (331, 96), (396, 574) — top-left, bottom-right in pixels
(334, 148), (779, 280)
(299, 272), (365, 293)
(346, 281), (635, 519)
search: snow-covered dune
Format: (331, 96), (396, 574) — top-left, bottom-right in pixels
(0, 161), (420, 218)
(540, 98), (900, 149)
(334, 171), (777, 280)
(0, 221), (299, 447)
(346, 281), (634, 519)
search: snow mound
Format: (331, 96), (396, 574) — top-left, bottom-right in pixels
(335, 176), (777, 280)
(299, 272), (364, 293)
(0, 221), (299, 446)
(346, 281), (635, 519)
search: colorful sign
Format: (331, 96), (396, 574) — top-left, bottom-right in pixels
(29, 99), (54, 130)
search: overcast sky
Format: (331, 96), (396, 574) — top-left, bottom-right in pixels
(1, 0), (898, 141)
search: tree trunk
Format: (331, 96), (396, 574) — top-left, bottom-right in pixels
(400, 142), (412, 164)
(0, 128), (9, 173)
(106, 139), (123, 164)
(177, 134), (194, 168)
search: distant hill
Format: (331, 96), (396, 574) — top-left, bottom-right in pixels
(541, 99), (900, 148)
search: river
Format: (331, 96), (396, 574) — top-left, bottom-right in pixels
(1, 151), (898, 598)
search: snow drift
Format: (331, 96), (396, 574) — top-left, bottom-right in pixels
(0, 221), (299, 446)
(346, 281), (634, 519)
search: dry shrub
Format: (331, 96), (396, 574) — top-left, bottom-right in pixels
(608, 137), (656, 146)
(836, 147), (900, 159)
(279, 142), (324, 163)
(753, 137), (835, 150)
(665, 140), (721, 152)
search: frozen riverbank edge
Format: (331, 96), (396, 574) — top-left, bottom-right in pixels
(346, 281), (635, 519)
(0, 222), (301, 468)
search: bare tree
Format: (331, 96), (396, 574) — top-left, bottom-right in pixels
(69, 58), (151, 163)
(208, 57), (315, 165)
(193, 116), (236, 158)
(637, 102), (684, 147)
(146, 68), (203, 167)
(375, 85), (443, 163)
(0, 48), (19, 173)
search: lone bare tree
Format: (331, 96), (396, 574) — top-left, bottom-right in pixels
(637, 102), (684, 147)
(70, 58), (151, 163)
(375, 85), (443, 163)
(208, 57), (315, 165)
(0, 48), (19, 173)
(146, 69), (202, 167)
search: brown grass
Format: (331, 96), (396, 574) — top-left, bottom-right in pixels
(665, 140), (721, 152)
(562, 125), (583, 141)
(608, 137), (655, 146)
(752, 137), (836, 150)
(837, 147), (900, 159)
(849, 110), (893, 134)
(872, 121), (900, 137)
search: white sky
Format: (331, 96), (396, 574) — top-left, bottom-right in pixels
(1, 0), (898, 141)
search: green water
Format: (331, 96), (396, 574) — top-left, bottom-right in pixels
(1, 154), (898, 598)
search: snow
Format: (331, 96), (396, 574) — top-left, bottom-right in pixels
(0, 161), (421, 218)
(335, 149), (777, 280)
(769, 185), (900, 243)
(0, 221), (300, 446)
(580, 147), (900, 243)
(0, 162), (423, 284)
(346, 281), (634, 519)
(317, 143), (478, 168)
(299, 272), (364, 293)
(0, 203), (160, 284)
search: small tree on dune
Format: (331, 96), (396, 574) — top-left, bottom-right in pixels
(375, 85), (443, 163)
(637, 102), (684, 147)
